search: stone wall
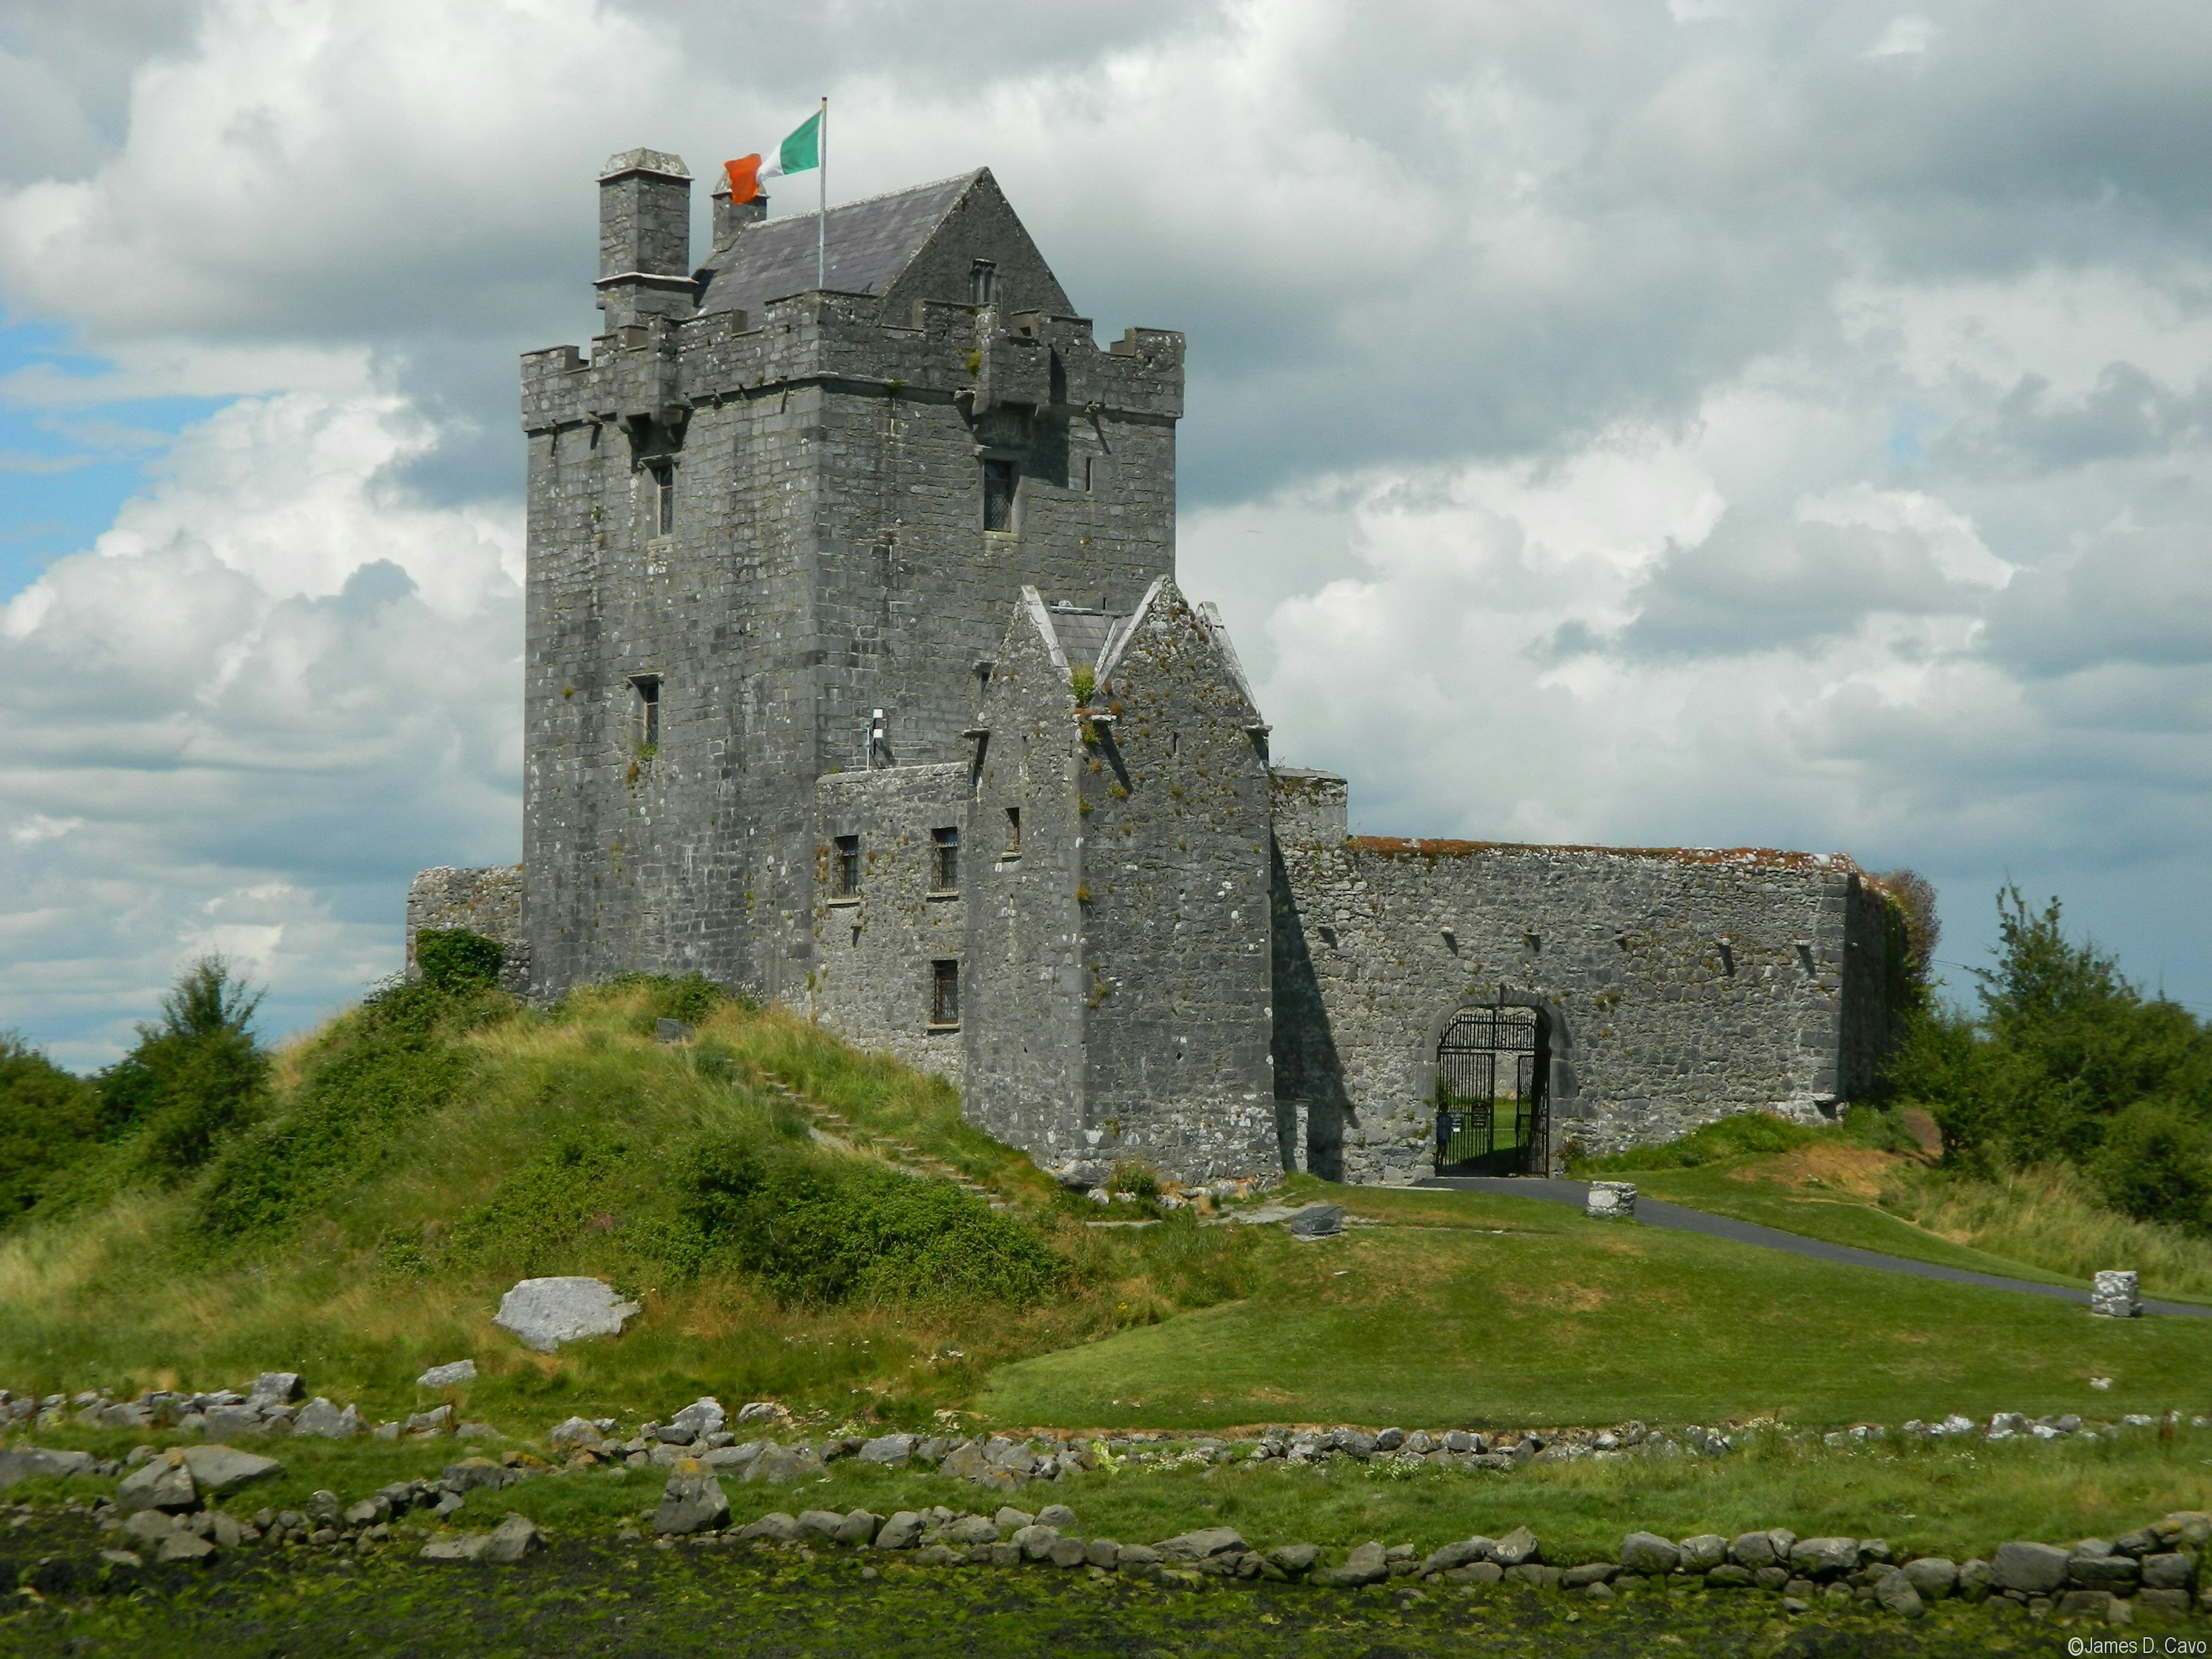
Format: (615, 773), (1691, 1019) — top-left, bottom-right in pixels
(806, 764), (969, 1086)
(1077, 581), (1277, 1183)
(405, 866), (531, 995)
(521, 274), (1181, 1007)
(961, 581), (1280, 1188)
(961, 593), (1091, 1169)
(1271, 778), (1899, 1182)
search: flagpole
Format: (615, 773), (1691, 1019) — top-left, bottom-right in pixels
(816, 96), (827, 291)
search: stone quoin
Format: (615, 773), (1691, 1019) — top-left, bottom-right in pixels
(409, 151), (1909, 1187)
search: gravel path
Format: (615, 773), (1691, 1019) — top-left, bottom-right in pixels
(1417, 1175), (2212, 1317)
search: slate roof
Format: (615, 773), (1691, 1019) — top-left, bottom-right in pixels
(698, 173), (976, 317)
(1043, 605), (1130, 669)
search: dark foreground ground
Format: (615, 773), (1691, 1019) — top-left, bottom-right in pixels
(4, 1512), (2089, 1659)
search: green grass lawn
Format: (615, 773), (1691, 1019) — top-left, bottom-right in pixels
(982, 1184), (2212, 1431)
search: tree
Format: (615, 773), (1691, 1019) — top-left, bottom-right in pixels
(1888, 886), (2212, 1201)
(0, 1033), (100, 1222)
(99, 956), (270, 1178)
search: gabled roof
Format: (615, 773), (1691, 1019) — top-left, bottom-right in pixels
(698, 173), (976, 317)
(1042, 603), (1131, 671)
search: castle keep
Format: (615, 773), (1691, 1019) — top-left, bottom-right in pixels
(410, 149), (1905, 1188)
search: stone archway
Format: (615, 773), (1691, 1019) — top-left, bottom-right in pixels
(1416, 994), (1576, 1177)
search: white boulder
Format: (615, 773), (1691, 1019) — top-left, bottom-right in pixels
(493, 1277), (642, 1352)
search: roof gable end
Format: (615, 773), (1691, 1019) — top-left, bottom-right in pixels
(696, 167), (1072, 323)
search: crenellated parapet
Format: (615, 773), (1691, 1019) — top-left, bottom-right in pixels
(522, 297), (1182, 437)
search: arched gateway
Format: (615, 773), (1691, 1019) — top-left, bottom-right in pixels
(1434, 1006), (1550, 1176)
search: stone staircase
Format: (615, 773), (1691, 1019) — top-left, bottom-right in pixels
(757, 1077), (1005, 1209)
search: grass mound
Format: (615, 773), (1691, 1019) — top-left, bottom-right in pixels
(9, 972), (2212, 1445)
(0, 980), (1258, 1430)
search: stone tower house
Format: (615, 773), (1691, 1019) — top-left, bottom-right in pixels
(518, 151), (1181, 1005)
(411, 150), (1907, 1190)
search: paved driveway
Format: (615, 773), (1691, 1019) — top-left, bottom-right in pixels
(1418, 1175), (2212, 1318)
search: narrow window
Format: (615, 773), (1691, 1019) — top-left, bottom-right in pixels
(631, 675), (660, 749)
(1004, 806), (1021, 857)
(968, 259), (998, 306)
(982, 459), (1016, 532)
(833, 834), (861, 899)
(931, 959), (961, 1027)
(1082, 454), (1096, 493)
(931, 825), (960, 892)
(649, 461), (673, 536)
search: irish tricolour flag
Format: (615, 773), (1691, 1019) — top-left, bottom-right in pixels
(725, 107), (823, 204)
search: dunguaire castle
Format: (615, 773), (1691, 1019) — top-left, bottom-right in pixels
(409, 149), (1906, 1190)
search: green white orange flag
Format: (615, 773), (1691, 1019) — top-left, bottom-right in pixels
(724, 109), (823, 204)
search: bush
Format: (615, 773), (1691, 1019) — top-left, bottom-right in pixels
(2093, 1100), (2212, 1230)
(670, 1138), (1067, 1308)
(1109, 1161), (1161, 1199)
(97, 957), (270, 1180)
(0, 1034), (100, 1224)
(434, 1136), (628, 1276)
(196, 979), (490, 1240)
(416, 929), (504, 993)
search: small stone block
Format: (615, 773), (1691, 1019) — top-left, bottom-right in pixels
(1585, 1181), (1637, 1220)
(2092, 1269), (2142, 1318)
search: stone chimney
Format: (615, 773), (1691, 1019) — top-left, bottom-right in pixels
(710, 175), (768, 256)
(596, 149), (695, 329)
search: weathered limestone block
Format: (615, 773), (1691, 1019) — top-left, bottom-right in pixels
(2092, 1270), (2142, 1318)
(1586, 1181), (1637, 1221)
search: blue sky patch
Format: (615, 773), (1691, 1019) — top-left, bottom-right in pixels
(0, 316), (228, 599)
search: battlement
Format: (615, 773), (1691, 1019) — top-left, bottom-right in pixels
(521, 295), (1183, 436)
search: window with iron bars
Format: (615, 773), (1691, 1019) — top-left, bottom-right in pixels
(930, 825), (959, 892)
(931, 959), (960, 1027)
(832, 834), (861, 899)
(982, 459), (1016, 532)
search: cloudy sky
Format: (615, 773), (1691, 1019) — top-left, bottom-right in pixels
(5, 0), (2212, 1064)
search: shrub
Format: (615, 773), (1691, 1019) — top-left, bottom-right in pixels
(416, 929), (504, 993)
(1109, 1161), (1161, 1199)
(439, 1137), (628, 1275)
(671, 1138), (1067, 1308)
(97, 956), (270, 1180)
(195, 979), (489, 1240)
(2093, 1100), (2212, 1230)
(1875, 867), (1942, 1009)
(0, 1034), (100, 1223)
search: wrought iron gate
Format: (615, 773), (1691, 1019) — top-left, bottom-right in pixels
(1434, 1006), (1548, 1176)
